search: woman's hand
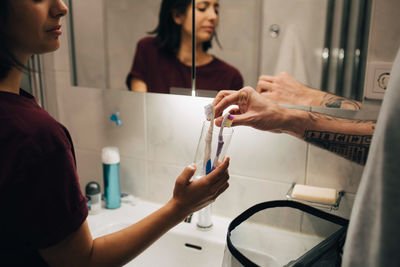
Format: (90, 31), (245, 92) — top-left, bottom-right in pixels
(256, 72), (321, 106)
(170, 157), (230, 216)
(213, 87), (290, 133)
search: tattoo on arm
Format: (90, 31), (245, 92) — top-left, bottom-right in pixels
(304, 130), (372, 165)
(308, 112), (376, 131)
(320, 93), (361, 110)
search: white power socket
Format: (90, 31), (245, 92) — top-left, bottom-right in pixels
(364, 61), (392, 100)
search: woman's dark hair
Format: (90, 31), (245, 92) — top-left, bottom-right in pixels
(150, 0), (218, 55)
(0, 0), (27, 80)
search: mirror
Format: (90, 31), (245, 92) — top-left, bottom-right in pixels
(68, 0), (371, 103)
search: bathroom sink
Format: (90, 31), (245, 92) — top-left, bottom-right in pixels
(88, 201), (229, 267)
(87, 200), (325, 267)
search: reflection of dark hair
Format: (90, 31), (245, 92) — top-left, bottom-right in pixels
(150, 0), (215, 55)
(0, 0), (27, 80)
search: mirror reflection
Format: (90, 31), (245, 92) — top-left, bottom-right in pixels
(69, 0), (370, 104)
(126, 0), (243, 95)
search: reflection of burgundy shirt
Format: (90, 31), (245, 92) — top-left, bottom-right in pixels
(0, 90), (88, 266)
(126, 36), (244, 93)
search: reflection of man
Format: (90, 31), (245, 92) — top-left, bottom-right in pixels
(213, 49), (400, 266)
(257, 72), (362, 110)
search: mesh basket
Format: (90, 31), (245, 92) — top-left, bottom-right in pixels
(223, 200), (348, 267)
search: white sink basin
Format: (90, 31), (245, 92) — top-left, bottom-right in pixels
(87, 201), (229, 267)
(87, 200), (325, 267)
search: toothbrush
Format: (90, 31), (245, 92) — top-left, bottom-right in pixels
(204, 104), (215, 175)
(211, 113), (234, 170)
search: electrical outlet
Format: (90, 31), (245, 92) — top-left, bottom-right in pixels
(364, 61), (392, 100)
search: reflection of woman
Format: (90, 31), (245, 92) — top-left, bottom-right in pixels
(0, 0), (229, 265)
(126, 0), (243, 93)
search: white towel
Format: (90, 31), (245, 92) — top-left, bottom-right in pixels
(274, 24), (309, 85)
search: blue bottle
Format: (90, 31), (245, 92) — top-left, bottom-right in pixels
(102, 147), (121, 209)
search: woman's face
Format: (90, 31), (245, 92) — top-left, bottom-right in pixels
(175, 0), (219, 43)
(5, 0), (68, 58)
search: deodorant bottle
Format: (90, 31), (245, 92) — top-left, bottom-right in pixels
(85, 181), (101, 214)
(102, 147), (121, 209)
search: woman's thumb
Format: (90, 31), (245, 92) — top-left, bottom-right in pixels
(176, 163), (196, 185)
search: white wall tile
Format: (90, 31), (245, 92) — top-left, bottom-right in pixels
(212, 176), (302, 232)
(102, 90), (146, 159)
(147, 161), (186, 204)
(146, 93), (211, 166)
(306, 145), (364, 194)
(119, 157), (147, 198)
(213, 175), (293, 219)
(75, 149), (147, 200)
(57, 85), (108, 151)
(75, 149), (103, 194)
(228, 126), (307, 184)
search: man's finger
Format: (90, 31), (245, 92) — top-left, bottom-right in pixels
(259, 75), (275, 82)
(213, 90), (235, 108)
(213, 92), (241, 117)
(257, 80), (274, 93)
(214, 87), (253, 117)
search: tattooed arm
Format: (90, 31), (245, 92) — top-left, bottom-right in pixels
(213, 87), (374, 165)
(298, 112), (374, 165)
(257, 72), (362, 110)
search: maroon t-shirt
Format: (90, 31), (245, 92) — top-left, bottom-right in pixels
(0, 89), (88, 266)
(126, 36), (244, 93)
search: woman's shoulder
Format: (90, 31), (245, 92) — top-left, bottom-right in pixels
(137, 36), (158, 50)
(5, 105), (72, 155)
(210, 57), (242, 76)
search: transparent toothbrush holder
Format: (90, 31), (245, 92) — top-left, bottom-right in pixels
(193, 120), (234, 229)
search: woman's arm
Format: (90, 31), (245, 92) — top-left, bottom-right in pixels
(130, 78), (148, 93)
(40, 159), (230, 266)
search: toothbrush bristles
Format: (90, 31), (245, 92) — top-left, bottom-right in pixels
(204, 104), (214, 120)
(223, 113), (233, 127)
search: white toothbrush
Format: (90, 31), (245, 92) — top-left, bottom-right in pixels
(204, 104), (215, 175)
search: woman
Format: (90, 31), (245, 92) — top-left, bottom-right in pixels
(0, 0), (229, 266)
(126, 0), (243, 94)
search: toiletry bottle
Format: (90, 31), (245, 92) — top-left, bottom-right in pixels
(85, 181), (101, 214)
(102, 147), (121, 209)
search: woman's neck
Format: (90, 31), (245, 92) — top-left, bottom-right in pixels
(0, 68), (23, 95)
(177, 35), (213, 67)
(0, 53), (30, 94)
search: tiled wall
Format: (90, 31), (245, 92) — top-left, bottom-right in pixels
(40, 0), (400, 235)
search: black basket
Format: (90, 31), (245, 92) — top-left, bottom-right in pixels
(226, 200), (349, 267)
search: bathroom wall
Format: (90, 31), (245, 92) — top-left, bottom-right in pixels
(259, 0), (327, 88)
(41, 0), (399, 235)
(42, 38), (359, 237)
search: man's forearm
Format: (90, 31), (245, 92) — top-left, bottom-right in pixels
(285, 109), (375, 165)
(319, 92), (362, 110)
